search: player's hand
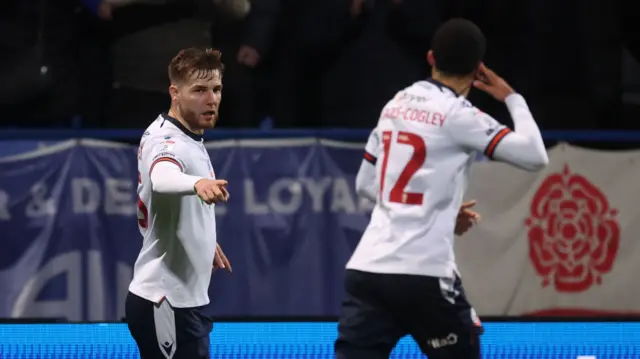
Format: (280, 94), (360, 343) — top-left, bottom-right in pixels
(213, 243), (232, 273)
(194, 179), (229, 204)
(455, 200), (481, 236)
(472, 63), (515, 102)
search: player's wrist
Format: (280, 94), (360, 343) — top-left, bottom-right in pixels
(497, 83), (516, 102)
(193, 178), (206, 194)
(504, 92), (525, 106)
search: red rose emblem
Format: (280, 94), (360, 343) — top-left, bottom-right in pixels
(525, 165), (620, 292)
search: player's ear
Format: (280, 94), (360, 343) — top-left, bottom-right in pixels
(169, 84), (179, 101)
(426, 50), (435, 68)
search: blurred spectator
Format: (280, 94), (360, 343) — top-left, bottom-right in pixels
(0, 0), (82, 127)
(82, 0), (172, 20)
(268, 0), (374, 128)
(212, 0), (251, 21)
(622, 0), (640, 130)
(78, 0), (219, 128)
(210, 0), (277, 128)
(320, 0), (448, 128)
(0, 0), (636, 132)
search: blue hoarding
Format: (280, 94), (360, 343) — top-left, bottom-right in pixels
(0, 321), (636, 359)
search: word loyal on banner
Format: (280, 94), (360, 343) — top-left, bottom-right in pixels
(0, 139), (638, 321)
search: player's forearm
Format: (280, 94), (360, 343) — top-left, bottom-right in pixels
(355, 161), (377, 202)
(150, 162), (202, 195)
(506, 94), (545, 149)
(498, 94), (549, 171)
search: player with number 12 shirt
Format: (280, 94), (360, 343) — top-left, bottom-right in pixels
(335, 19), (549, 359)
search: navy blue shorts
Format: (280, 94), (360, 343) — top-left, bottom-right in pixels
(335, 270), (483, 359)
(125, 292), (213, 359)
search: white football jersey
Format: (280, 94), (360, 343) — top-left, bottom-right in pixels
(346, 79), (514, 278)
(129, 114), (217, 307)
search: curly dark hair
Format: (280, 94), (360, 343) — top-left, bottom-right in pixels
(431, 19), (486, 77)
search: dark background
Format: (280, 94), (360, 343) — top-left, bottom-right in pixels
(1, 0), (639, 137)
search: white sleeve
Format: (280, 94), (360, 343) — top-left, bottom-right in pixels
(150, 161), (203, 195)
(355, 129), (379, 202)
(146, 138), (204, 195)
(494, 94), (548, 170)
(446, 94), (548, 171)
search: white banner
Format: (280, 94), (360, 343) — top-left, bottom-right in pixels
(458, 143), (640, 316)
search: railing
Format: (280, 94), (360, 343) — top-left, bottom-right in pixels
(1, 128), (640, 142)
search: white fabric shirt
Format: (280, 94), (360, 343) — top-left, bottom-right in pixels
(128, 114), (218, 307)
(346, 79), (548, 278)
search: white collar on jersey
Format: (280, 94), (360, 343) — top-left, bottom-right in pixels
(425, 78), (460, 96)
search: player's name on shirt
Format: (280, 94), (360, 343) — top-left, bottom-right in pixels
(381, 106), (447, 127)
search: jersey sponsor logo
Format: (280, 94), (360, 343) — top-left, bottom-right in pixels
(395, 91), (428, 104)
(381, 106), (446, 127)
(426, 333), (458, 349)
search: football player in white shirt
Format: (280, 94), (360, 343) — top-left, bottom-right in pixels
(335, 19), (548, 359)
(125, 48), (232, 359)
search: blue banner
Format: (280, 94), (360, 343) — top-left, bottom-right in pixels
(0, 138), (373, 320)
(0, 322), (637, 359)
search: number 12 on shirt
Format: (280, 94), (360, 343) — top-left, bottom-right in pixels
(379, 130), (425, 205)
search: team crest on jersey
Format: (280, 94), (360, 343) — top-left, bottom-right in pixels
(160, 139), (176, 151)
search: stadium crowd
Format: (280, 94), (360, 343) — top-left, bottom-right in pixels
(1, 0), (639, 132)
